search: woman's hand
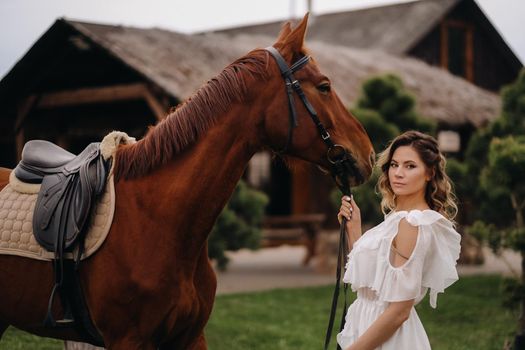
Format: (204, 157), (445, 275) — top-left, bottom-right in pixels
(337, 195), (362, 244)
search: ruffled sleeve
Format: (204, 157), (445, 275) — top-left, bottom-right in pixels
(421, 216), (461, 308)
(370, 210), (461, 308)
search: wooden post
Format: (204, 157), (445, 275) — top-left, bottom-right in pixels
(15, 129), (25, 162)
(143, 87), (168, 120)
(440, 20), (448, 70)
(291, 161), (311, 214)
(14, 95), (39, 161)
(465, 26), (474, 82)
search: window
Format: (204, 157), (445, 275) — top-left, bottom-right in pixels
(440, 20), (474, 82)
(437, 130), (461, 153)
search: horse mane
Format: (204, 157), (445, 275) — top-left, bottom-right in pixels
(114, 49), (270, 180)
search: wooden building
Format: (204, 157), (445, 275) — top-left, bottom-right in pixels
(0, 12), (506, 218)
(215, 0), (522, 93)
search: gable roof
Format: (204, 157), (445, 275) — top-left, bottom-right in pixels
(0, 18), (500, 129)
(213, 0), (522, 70)
(212, 0), (460, 55)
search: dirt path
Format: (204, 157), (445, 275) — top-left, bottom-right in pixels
(216, 246), (333, 294)
(216, 246), (522, 295)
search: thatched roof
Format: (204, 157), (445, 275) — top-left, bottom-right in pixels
(213, 0), (459, 55)
(66, 20), (499, 127)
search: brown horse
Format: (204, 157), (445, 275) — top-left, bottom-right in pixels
(0, 15), (373, 349)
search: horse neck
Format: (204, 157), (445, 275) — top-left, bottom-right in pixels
(138, 104), (260, 254)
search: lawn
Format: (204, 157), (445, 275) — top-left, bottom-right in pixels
(0, 274), (516, 349)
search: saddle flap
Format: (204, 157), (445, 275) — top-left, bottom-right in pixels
(35, 174), (71, 231)
(32, 144), (108, 252)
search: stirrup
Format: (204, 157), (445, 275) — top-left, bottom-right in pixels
(56, 319), (75, 325)
(44, 282), (76, 328)
(56, 305), (75, 325)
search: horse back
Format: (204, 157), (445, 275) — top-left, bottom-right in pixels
(0, 168), (11, 191)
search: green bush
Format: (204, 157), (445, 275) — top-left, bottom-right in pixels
(357, 74), (436, 135)
(351, 107), (399, 152)
(209, 180), (269, 270)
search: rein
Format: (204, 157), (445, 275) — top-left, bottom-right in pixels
(265, 46), (353, 350)
(324, 164), (351, 350)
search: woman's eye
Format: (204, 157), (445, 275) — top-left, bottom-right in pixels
(317, 82), (331, 94)
(407, 164), (416, 169)
(390, 163), (397, 168)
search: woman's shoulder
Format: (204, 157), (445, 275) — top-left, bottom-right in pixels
(384, 208), (451, 227)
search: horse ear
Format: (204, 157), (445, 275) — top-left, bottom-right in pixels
(276, 22), (292, 42)
(275, 13), (309, 58)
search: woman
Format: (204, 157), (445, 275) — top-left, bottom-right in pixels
(336, 130), (461, 350)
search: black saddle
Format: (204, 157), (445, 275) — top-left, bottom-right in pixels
(13, 140), (108, 346)
(15, 140), (76, 183)
(15, 140), (109, 251)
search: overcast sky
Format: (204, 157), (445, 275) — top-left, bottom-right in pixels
(1, 0), (523, 79)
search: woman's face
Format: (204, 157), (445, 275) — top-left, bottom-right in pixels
(388, 145), (430, 198)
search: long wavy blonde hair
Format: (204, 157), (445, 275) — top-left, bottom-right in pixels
(376, 130), (458, 221)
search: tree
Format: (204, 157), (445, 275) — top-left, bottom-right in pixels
(208, 180), (269, 270)
(466, 69), (525, 349)
(351, 107), (399, 154)
(357, 74), (435, 137)
(468, 136), (525, 347)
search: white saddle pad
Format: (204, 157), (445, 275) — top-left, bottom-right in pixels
(0, 173), (115, 261)
(0, 131), (135, 261)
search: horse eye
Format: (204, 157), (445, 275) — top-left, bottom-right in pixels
(317, 82), (331, 94)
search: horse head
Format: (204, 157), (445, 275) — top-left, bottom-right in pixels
(256, 14), (374, 189)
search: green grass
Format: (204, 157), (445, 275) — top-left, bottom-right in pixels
(0, 327), (62, 349)
(206, 274), (516, 349)
(0, 275), (516, 349)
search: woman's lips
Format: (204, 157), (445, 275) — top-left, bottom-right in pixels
(392, 182), (406, 187)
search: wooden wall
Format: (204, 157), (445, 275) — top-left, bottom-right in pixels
(1, 35), (174, 167)
(408, 0), (520, 93)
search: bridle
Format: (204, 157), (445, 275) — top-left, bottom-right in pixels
(265, 46), (357, 350)
(265, 46), (363, 191)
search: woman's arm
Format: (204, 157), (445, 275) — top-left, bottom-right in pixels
(337, 195), (362, 251)
(346, 219), (419, 350)
(345, 300), (414, 350)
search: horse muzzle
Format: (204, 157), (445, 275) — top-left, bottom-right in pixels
(323, 144), (364, 193)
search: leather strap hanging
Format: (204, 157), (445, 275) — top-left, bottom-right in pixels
(324, 166), (351, 350)
(264, 46), (355, 350)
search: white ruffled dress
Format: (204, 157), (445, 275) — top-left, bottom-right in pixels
(336, 209), (461, 350)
